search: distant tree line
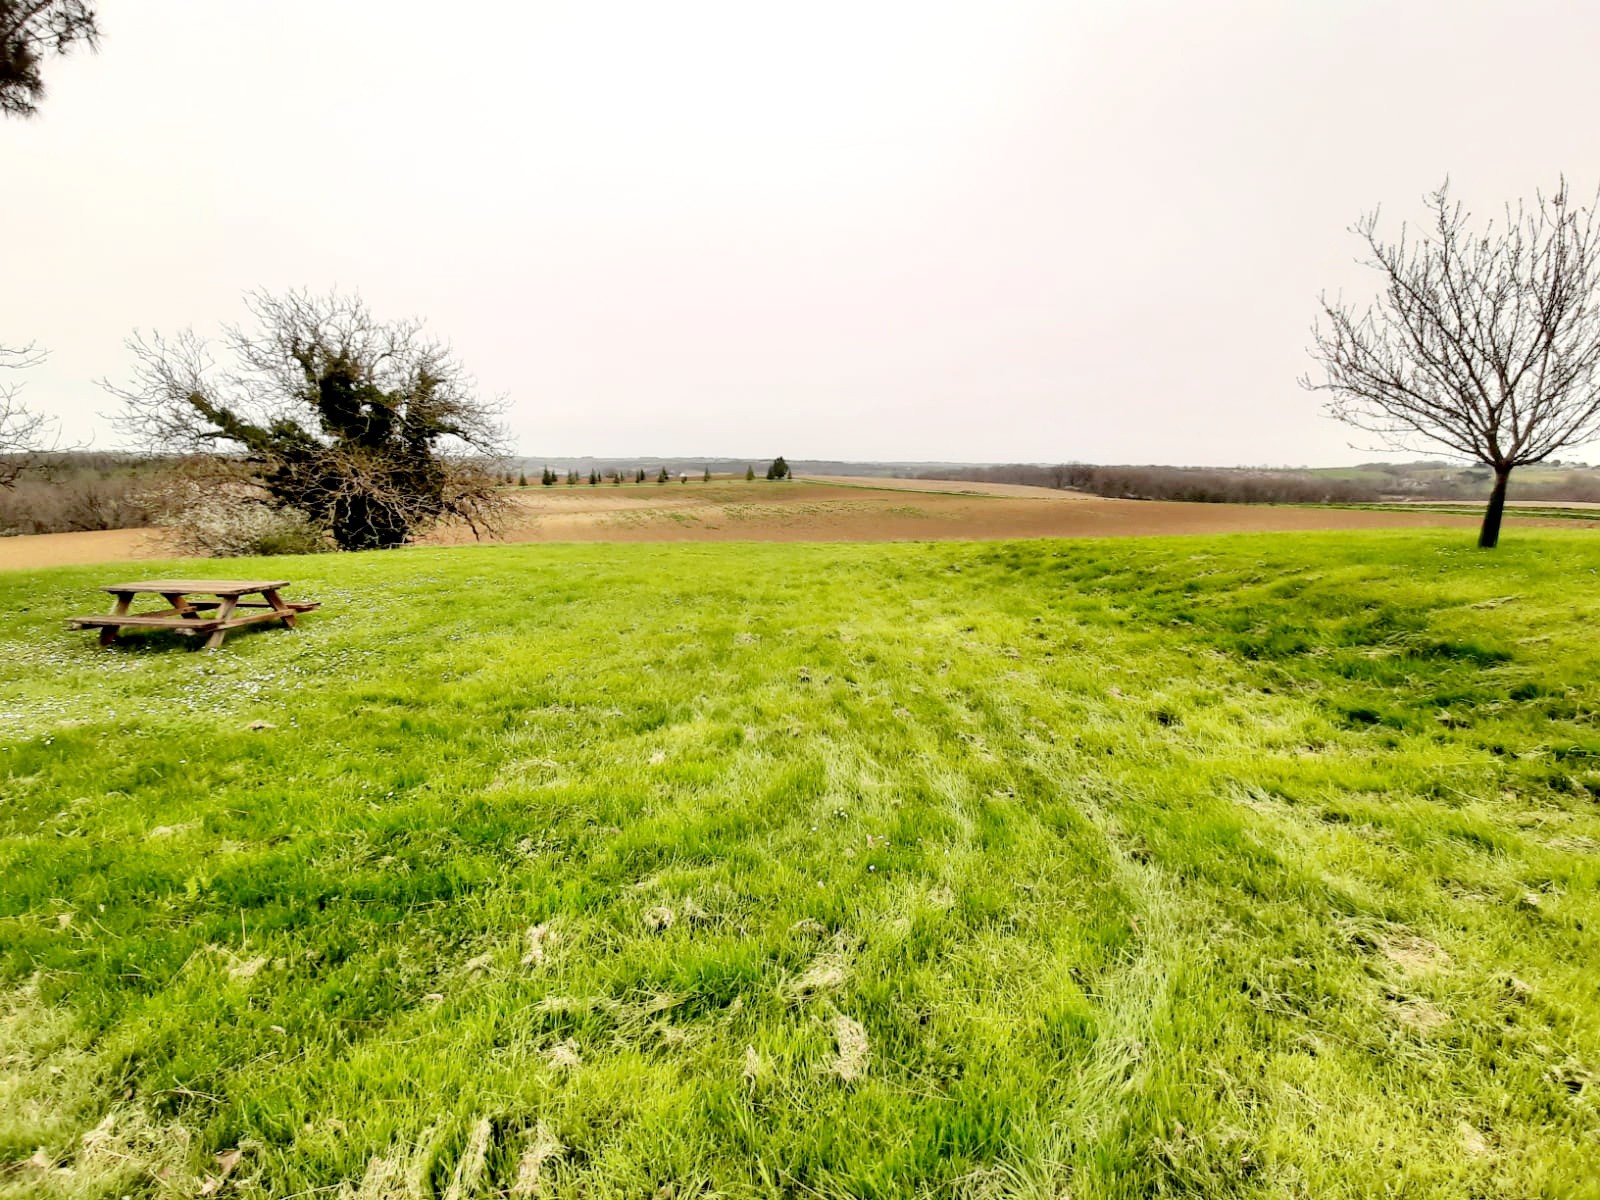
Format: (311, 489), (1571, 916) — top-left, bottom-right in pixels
(0, 450), (158, 535)
(918, 464), (1383, 504)
(916, 462), (1600, 505)
(513, 460), (789, 487)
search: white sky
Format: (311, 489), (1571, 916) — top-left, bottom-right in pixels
(5, 0), (1599, 465)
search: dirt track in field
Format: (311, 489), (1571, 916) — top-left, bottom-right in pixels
(3, 478), (1590, 571)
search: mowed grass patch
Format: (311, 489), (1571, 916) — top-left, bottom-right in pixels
(2, 531), (1598, 1198)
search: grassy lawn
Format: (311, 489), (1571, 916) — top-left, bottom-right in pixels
(3, 531), (1598, 1198)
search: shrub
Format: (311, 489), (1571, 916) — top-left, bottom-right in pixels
(137, 478), (327, 557)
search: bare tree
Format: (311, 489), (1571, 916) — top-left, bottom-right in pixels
(107, 290), (511, 550)
(0, 341), (56, 488)
(1, 1), (98, 118)
(1305, 179), (1600, 548)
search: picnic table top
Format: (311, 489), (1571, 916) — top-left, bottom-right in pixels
(99, 579), (293, 596)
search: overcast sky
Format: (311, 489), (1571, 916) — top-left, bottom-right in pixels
(5, 1), (1599, 465)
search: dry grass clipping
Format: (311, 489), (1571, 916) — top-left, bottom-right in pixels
(510, 1122), (564, 1197)
(346, 1124), (440, 1200)
(829, 1016), (870, 1082)
(545, 1039), (581, 1071)
(521, 924), (553, 968)
(442, 1117), (492, 1200)
(1378, 933), (1450, 975)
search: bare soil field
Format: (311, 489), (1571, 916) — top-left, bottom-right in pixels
(0, 528), (166, 571)
(429, 477), (1583, 546)
(2, 478), (1591, 571)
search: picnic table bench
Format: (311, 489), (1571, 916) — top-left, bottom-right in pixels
(69, 580), (319, 651)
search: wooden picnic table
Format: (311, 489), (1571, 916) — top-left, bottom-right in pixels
(69, 580), (319, 651)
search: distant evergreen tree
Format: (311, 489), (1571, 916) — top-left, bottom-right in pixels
(588, 469), (599, 485)
(745, 465), (755, 481)
(657, 466), (670, 483)
(702, 467), (711, 481)
(517, 472), (528, 487)
(765, 456), (789, 480)
(636, 468), (646, 483)
(566, 468), (579, 485)
(541, 467), (555, 486)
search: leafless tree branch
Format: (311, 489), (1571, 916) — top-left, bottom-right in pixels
(0, 340), (58, 487)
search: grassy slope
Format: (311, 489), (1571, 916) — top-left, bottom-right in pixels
(2, 531), (1598, 1199)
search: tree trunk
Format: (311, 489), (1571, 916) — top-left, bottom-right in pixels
(1478, 466), (1511, 549)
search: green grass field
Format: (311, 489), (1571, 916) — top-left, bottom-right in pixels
(3, 531), (1598, 1198)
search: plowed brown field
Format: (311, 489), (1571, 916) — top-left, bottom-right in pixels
(3, 478), (1588, 570)
(423, 477), (1580, 545)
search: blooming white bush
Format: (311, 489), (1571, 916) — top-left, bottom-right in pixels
(137, 478), (327, 558)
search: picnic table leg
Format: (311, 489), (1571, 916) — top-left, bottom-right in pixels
(202, 595), (239, 651)
(100, 592), (132, 647)
(162, 592), (201, 619)
(263, 588), (298, 629)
